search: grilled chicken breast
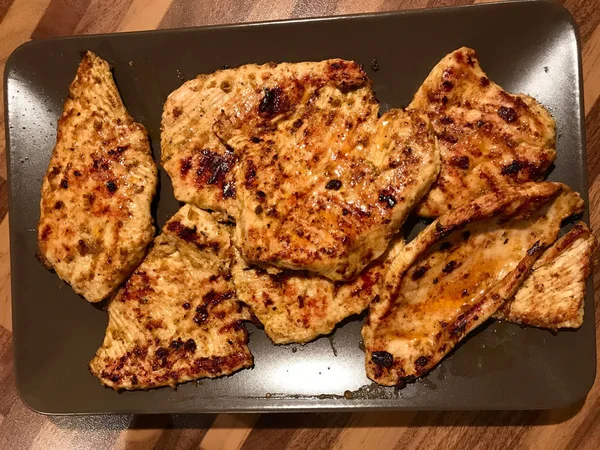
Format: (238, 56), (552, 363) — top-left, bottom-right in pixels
(232, 239), (402, 344)
(90, 205), (252, 390)
(38, 51), (157, 303)
(493, 222), (596, 330)
(363, 182), (583, 386)
(409, 47), (556, 217)
(162, 60), (440, 280)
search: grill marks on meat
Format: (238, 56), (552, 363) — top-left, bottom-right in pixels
(162, 59), (440, 281)
(37, 51), (157, 302)
(363, 182), (584, 386)
(79, 50), (589, 390)
(232, 237), (403, 344)
(493, 222), (596, 330)
(226, 106), (438, 281)
(409, 47), (556, 217)
(89, 205), (252, 390)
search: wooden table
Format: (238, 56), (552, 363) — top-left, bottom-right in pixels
(1, 0), (599, 448)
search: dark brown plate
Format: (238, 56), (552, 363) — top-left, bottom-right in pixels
(6, 0), (595, 413)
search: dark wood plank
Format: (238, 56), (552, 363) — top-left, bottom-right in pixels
(159, 0), (255, 29)
(32, 0), (92, 39)
(290, 0), (337, 18)
(242, 413), (350, 450)
(427, 0), (473, 7)
(586, 97), (600, 187)
(0, 0), (16, 23)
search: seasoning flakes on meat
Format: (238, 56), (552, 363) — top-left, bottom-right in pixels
(38, 51), (157, 302)
(363, 182), (583, 386)
(409, 47), (556, 217)
(493, 222), (596, 330)
(232, 238), (403, 344)
(162, 60), (440, 281)
(90, 205), (252, 390)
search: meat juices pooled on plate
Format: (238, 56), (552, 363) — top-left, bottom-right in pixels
(363, 182), (583, 386)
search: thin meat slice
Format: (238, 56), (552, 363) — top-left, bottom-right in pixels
(232, 239), (403, 344)
(162, 60), (440, 281)
(409, 47), (556, 217)
(38, 51), (157, 302)
(363, 182), (583, 386)
(90, 205), (252, 390)
(493, 222), (596, 330)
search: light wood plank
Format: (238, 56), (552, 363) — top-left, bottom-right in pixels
(200, 414), (260, 450)
(117, 0), (174, 32)
(335, 0), (386, 14)
(0, 0), (52, 58)
(113, 427), (162, 450)
(330, 412), (417, 450)
(0, 217), (11, 332)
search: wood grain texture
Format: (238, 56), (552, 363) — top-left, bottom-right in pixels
(0, 0), (599, 449)
(584, 24), (600, 115)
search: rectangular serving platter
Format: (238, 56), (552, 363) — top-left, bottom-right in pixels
(6, 0), (595, 413)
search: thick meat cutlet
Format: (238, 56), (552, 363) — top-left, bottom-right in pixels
(409, 47), (556, 217)
(162, 59), (439, 281)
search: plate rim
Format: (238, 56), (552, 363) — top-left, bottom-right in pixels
(5, 0), (595, 414)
